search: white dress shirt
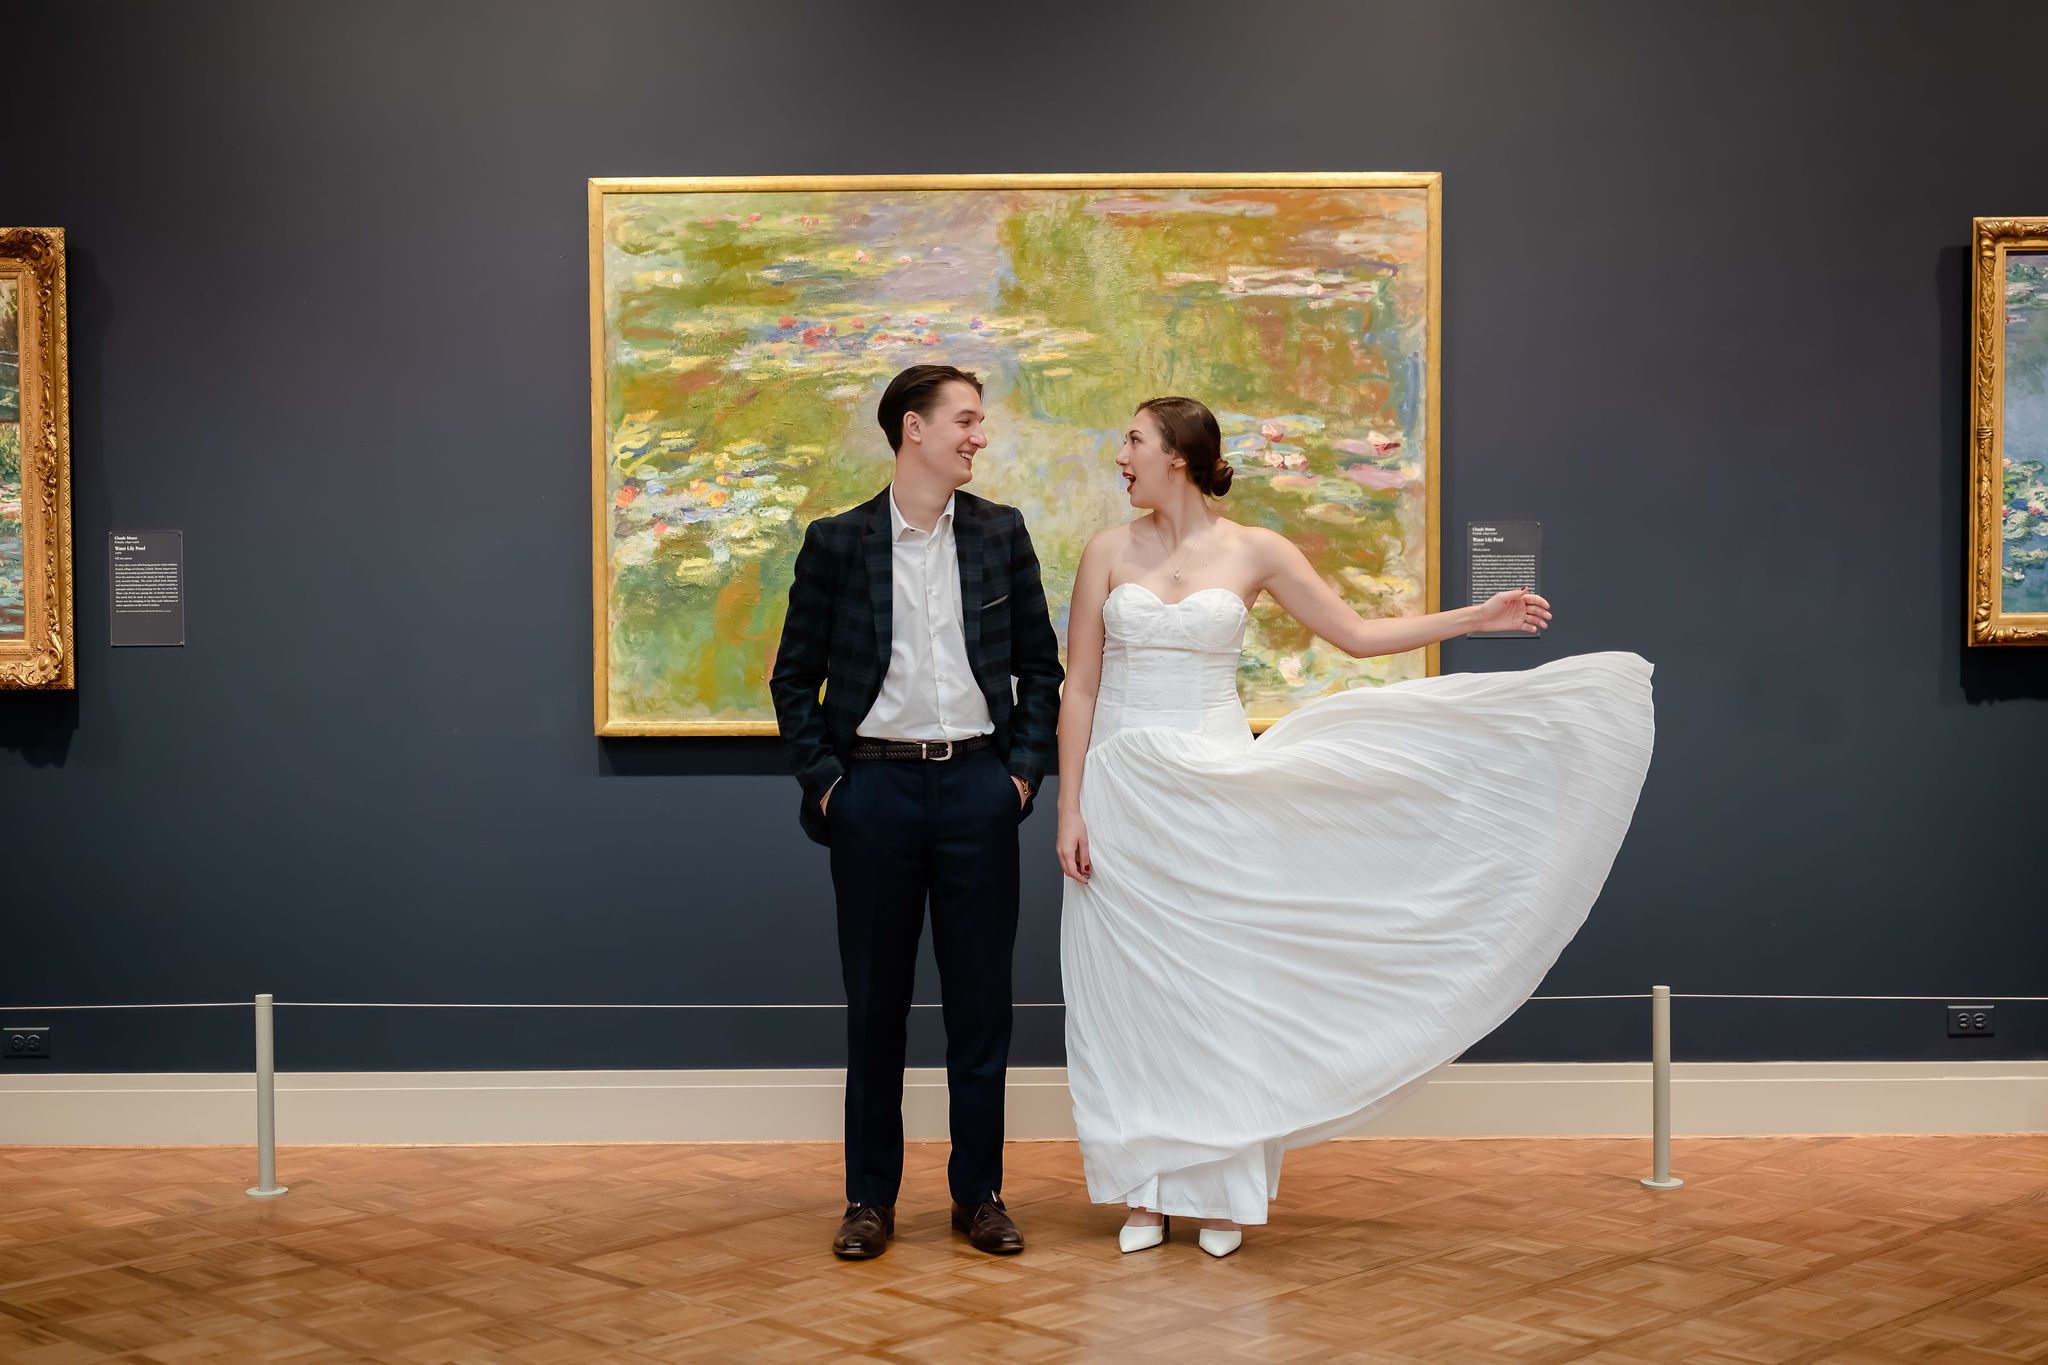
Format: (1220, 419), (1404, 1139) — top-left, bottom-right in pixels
(857, 490), (994, 741)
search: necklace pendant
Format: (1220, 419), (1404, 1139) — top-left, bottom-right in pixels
(1172, 568), (1182, 580)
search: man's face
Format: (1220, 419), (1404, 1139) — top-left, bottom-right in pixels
(902, 381), (988, 488)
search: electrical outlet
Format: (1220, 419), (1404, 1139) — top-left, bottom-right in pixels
(1947, 1005), (1995, 1038)
(3, 1026), (52, 1060)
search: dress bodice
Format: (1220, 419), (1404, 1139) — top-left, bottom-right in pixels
(1091, 584), (1252, 749)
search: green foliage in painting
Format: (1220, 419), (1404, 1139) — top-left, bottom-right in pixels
(0, 278), (17, 426)
(0, 279), (28, 636)
(0, 422), (21, 630)
(2002, 261), (2048, 613)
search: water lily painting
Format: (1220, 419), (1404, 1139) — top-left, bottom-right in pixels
(0, 227), (71, 691)
(1971, 218), (2048, 646)
(590, 175), (1441, 733)
(1, 276), (21, 641)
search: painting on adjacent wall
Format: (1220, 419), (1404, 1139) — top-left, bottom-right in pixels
(0, 228), (73, 690)
(590, 175), (1441, 734)
(1971, 218), (2048, 646)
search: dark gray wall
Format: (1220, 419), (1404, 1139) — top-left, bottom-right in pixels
(4, 1), (2045, 1073)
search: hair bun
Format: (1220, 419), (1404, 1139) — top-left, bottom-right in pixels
(1208, 460), (1234, 496)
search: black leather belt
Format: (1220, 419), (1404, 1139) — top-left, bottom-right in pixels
(849, 735), (993, 762)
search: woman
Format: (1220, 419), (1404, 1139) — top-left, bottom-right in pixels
(1057, 398), (1653, 1258)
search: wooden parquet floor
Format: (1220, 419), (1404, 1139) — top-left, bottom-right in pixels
(1, 1136), (2045, 1363)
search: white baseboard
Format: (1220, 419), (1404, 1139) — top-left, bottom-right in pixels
(1, 1062), (2043, 1146)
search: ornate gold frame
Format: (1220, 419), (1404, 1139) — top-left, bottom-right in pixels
(0, 227), (73, 689)
(1970, 217), (2048, 646)
(589, 173), (1443, 734)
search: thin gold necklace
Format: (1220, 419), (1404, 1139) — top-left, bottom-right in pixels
(1153, 518), (1200, 581)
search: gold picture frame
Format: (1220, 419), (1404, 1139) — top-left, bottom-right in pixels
(1970, 217), (2048, 646)
(0, 227), (73, 689)
(590, 173), (1442, 734)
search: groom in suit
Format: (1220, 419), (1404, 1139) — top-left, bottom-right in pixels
(771, 365), (1064, 1260)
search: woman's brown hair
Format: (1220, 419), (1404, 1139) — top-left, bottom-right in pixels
(1136, 396), (1232, 496)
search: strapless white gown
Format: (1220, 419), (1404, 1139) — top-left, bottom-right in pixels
(1060, 584), (1655, 1224)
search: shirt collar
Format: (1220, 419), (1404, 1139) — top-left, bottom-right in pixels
(888, 489), (956, 541)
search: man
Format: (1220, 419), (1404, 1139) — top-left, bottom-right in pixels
(770, 364), (1064, 1260)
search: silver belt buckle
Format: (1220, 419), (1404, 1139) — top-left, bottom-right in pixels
(921, 739), (954, 761)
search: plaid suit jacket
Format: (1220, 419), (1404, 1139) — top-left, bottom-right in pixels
(770, 487), (1065, 846)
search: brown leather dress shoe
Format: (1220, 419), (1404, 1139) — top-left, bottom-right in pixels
(833, 1203), (894, 1260)
(951, 1197), (1025, 1254)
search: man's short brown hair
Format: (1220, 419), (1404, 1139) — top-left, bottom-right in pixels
(878, 365), (983, 452)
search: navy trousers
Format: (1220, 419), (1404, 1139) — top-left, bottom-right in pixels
(827, 747), (1021, 1207)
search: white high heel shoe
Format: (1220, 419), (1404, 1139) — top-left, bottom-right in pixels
(1119, 1213), (1168, 1253)
(1197, 1225), (1242, 1258)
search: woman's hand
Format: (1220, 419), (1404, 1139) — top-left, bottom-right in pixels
(1471, 588), (1553, 635)
(1058, 809), (1093, 883)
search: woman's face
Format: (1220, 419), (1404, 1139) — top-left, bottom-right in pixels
(1116, 409), (1184, 509)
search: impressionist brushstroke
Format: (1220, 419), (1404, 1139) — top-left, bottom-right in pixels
(599, 187), (1433, 726)
(2003, 259), (2048, 615)
(1, 277), (23, 639)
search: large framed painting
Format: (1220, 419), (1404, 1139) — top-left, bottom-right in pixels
(1971, 217), (2048, 646)
(0, 228), (72, 690)
(590, 174), (1441, 734)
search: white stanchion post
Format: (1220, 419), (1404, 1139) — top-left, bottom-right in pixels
(246, 993), (288, 1199)
(1640, 984), (1682, 1190)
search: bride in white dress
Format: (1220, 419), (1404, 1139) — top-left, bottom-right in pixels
(1057, 398), (1654, 1258)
